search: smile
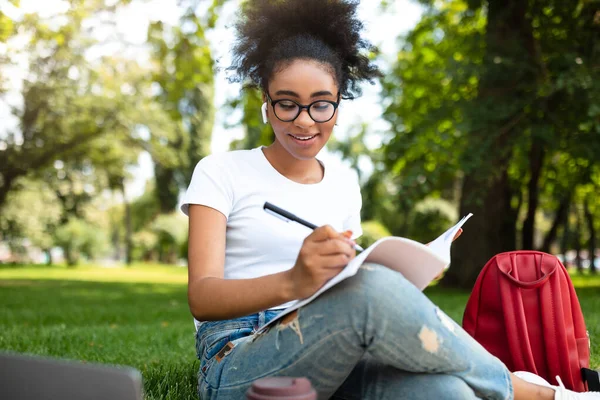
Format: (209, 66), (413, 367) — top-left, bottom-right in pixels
(288, 134), (318, 141)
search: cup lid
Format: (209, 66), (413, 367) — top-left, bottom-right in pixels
(248, 377), (316, 399)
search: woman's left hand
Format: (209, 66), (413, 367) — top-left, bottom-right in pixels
(426, 228), (463, 246)
(451, 228), (463, 242)
(430, 228), (463, 280)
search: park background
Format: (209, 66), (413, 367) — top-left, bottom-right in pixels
(0, 0), (598, 398)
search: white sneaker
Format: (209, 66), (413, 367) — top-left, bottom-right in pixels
(553, 376), (600, 400)
(514, 371), (600, 399)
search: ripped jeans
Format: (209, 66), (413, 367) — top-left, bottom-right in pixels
(195, 264), (514, 400)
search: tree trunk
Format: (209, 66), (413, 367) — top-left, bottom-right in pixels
(167, 248), (177, 265)
(154, 165), (180, 213)
(45, 248), (53, 266)
(0, 172), (16, 211)
(522, 137), (545, 249)
(444, 169), (518, 288)
(442, 0), (536, 289)
(64, 246), (79, 267)
(541, 193), (571, 253)
(120, 183), (133, 266)
(584, 197), (597, 274)
(111, 223), (121, 261)
(124, 201), (132, 265)
(559, 202), (570, 264)
(574, 207), (583, 273)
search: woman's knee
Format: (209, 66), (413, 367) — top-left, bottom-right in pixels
(334, 263), (419, 305)
(322, 264), (445, 332)
(347, 263), (399, 289)
(321, 263), (423, 321)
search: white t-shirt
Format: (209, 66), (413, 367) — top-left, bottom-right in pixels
(180, 147), (362, 317)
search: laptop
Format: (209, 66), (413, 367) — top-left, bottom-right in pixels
(0, 352), (143, 400)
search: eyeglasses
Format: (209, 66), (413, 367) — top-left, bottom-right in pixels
(266, 93), (340, 123)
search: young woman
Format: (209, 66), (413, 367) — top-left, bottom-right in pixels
(182, 1), (599, 399)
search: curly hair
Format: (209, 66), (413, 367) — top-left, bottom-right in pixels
(229, 0), (381, 99)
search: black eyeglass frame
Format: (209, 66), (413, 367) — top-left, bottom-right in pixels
(265, 92), (341, 123)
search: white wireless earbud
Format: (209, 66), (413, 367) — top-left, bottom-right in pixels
(261, 102), (268, 124)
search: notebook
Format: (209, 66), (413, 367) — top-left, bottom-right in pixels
(259, 213), (473, 331)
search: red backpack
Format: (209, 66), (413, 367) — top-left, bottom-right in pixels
(462, 250), (591, 392)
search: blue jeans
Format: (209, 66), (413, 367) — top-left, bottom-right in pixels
(195, 264), (514, 400)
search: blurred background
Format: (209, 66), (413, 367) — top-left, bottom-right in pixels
(1, 0), (599, 288)
(1, 1), (599, 398)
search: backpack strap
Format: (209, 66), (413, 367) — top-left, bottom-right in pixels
(497, 252), (557, 289)
(496, 252), (543, 373)
(539, 255), (573, 388)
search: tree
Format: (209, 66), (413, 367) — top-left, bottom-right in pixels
(0, 1), (190, 266)
(0, 1), (151, 210)
(147, 4), (216, 212)
(0, 179), (62, 262)
(0, 0), (19, 94)
(383, 0), (600, 288)
(149, 213), (188, 264)
(54, 217), (110, 266)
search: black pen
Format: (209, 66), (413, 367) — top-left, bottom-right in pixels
(263, 202), (365, 252)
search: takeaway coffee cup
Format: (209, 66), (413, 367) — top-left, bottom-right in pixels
(246, 377), (317, 400)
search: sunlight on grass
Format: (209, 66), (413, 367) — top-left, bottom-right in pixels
(1, 264), (598, 399)
(570, 272), (600, 288)
(0, 272), (196, 399)
(0, 263), (188, 284)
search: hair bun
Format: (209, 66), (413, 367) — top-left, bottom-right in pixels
(230, 0), (381, 99)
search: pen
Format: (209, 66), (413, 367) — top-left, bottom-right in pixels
(263, 201), (365, 252)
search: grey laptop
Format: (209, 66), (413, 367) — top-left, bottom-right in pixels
(0, 352), (143, 400)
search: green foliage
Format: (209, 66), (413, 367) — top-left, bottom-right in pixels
(0, 2), (175, 211)
(149, 213), (188, 263)
(130, 184), (161, 233)
(384, 0), (599, 209)
(358, 198), (457, 246)
(148, 5), (216, 211)
(0, 0), (19, 94)
(54, 218), (110, 266)
(0, 178), (61, 251)
(407, 198), (457, 243)
(229, 88), (274, 150)
(379, 0), (600, 286)
(328, 122), (375, 182)
(356, 220), (391, 249)
(382, 0), (485, 201)
(0, 0), (17, 97)
(0, 5), (16, 43)
(131, 230), (159, 261)
(0, 171), (121, 265)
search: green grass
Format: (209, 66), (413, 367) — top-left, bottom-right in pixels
(0, 265), (598, 399)
(0, 264), (196, 400)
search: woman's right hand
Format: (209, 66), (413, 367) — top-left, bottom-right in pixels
(286, 225), (356, 300)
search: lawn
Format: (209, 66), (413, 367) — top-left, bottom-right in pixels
(0, 264), (196, 400)
(0, 264), (598, 399)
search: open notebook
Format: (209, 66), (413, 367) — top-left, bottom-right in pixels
(259, 213), (473, 332)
